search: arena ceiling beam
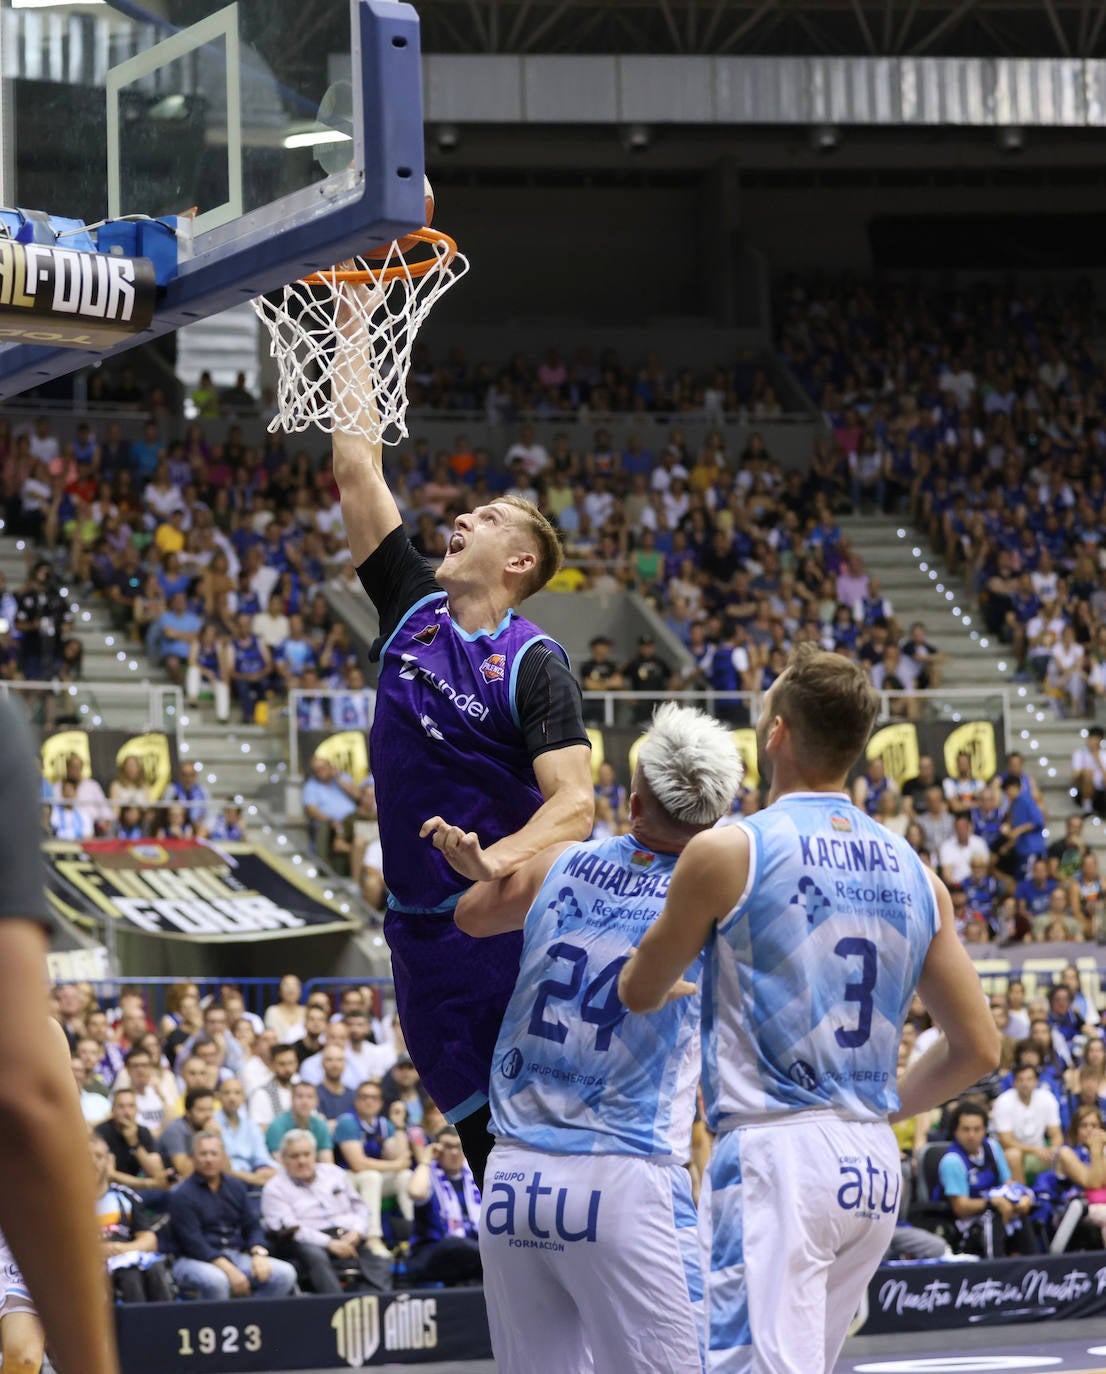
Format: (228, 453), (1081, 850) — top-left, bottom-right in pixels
(414, 0), (1106, 57)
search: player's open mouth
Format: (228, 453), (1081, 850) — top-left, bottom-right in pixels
(448, 532), (465, 554)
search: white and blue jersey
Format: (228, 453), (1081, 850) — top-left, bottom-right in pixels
(703, 792), (939, 1131)
(490, 833), (700, 1163)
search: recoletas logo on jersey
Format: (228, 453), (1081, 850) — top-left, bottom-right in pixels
(500, 1047), (523, 1080)
(411, 624), (439, 646)
(789, 874), (832, 927)
(830, 814), (852, 833)
(479, 653), (506, 684)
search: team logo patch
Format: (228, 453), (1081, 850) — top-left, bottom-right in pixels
(412, 624), (439, 646)
(479, 654), (506, 684)
(630, 849), (655, 869)
(789, 874), (832, 927)
(830, 814), (852, 833)
(788, 1060), (819, 1092)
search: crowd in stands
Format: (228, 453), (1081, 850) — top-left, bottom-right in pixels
(779, 277), (1106, 718)
(58, 976), (482, 1304)
(896, 969), (1106, 1260)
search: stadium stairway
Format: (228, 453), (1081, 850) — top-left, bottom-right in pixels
(841, 514), (1103, 853)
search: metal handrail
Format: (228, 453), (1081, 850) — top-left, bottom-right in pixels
(0, 680), (184, 752)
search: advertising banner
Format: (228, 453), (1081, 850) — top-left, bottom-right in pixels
(117, 1289), (492, 1372)
(862, 1252), (1106, 1334)
(44, 839), (357, 942)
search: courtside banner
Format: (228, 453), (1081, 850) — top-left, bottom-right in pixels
(0, 239), (157, 348)
(117, 1288), (492, 1372)
(43, 838), (357, 942)
(861, 1252), (1106, 1334)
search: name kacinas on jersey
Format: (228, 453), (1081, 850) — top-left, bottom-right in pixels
(562, 850), (671, 901)
(800, 835), (902, 876)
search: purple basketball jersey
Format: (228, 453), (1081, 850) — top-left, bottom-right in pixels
(371, 591), (565, 912)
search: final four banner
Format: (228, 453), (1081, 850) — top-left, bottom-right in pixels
(43, 839), (357, 942)
(117, 1289), (492, 1372)
(861, 1253), (1106, 1335)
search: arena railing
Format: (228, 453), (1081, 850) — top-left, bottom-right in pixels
(1, 679), (184, 749)
(579, 687), (1011, 742)
(284, 686), (1011, 769)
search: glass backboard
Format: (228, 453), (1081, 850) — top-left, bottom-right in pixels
(0, 0), (426, 397)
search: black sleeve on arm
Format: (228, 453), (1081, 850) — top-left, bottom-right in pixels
(356, 527), (442, 660)
(515, 644), (592, 761)
(0, 700), (53, 927)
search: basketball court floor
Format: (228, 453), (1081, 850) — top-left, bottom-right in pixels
(253, 1320), (1106, 1373)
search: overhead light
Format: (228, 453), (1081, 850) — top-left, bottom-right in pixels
(284, 129), (352, 152)
(436, 124), (460, 153)
(622, 123), (652, 154)
(810, 123), (841, 154)
(997, 125), (1025, 153)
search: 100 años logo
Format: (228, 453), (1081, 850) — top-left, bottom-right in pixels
(331, 1294), (438, 1368)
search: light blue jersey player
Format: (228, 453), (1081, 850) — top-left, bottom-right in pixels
(455, 704), (743, 1374)
(700, 795), (938, 1133)
(621, 646), (999, 1374)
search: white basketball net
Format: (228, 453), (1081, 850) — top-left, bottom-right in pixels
(252, 232), (469, 444)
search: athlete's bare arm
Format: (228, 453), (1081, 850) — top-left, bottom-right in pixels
(422, 742), (594, 884)
(331, 300), (401, 566)
(0, 927), (119, 1374)
(892, 872), (1000, 1120)
(620, 827), (749, 1013)
(454, 841), (574, 938)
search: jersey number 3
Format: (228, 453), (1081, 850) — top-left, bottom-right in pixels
(528, 942), (630, 1052)
(834, 937), (877, 1049)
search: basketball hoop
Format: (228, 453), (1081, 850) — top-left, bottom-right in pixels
(252, 227), (468, 444)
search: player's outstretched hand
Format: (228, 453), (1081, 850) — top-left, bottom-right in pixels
(664, 979), (698, 1003)
(420, 816), (500, 882)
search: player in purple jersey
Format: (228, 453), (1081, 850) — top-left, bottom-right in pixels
(333, 371), (594, 1186)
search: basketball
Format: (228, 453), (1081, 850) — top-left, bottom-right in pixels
(365, 175), (434, 260)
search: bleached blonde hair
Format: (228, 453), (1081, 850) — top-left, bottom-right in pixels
(637, 702), (744, 827)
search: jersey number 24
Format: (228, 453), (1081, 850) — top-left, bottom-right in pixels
(528, 942), (630, 1052)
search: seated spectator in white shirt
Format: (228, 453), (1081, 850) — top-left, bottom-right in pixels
(1073, 727), (1106, 817)
(252, 593), (291, 653)
(121, 1046), (177, 1137)
(262, 1129), (393, 1283)
(991, 1062), (1063, 1184)
(939, 814), (992, 885)
(333, 1009), (395, 1086)
(249, 1043), (300, 1127)
(264, 975), (306, 1042)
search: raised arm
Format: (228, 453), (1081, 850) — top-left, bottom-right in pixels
(331, 296), (401, 566)
(454, 841), (574, 938)
(892, 872), (1001, 1120)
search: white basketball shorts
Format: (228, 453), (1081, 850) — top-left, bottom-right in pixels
(480, 1141), (703, 1374)
(0, 1240), (35, 1321)
(702, 1113), (899, 1374)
